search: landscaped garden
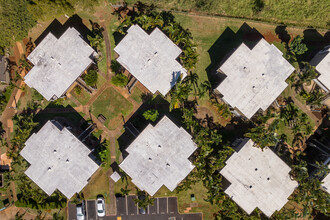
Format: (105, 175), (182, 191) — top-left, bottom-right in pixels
(91, 87), (134, 130)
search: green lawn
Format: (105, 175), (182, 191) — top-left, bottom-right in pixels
(98, 41), (107, 74)
(130, 87), (144, 104)
(71, 88), (91, 105)
(121, 0), (330, 29)
(91, 87), (133, 129)
(82, 168), (110, 203)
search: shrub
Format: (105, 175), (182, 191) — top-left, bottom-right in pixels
(111, 74), (128, 87)
(84, 70), (98, 87)
(143, 109), (159, 122)
(74, 85), (82, 95)
(32, 89), (44, 101)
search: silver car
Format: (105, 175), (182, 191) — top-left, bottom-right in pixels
(76, 202), (85, 220)
(97, 196), (105, 217)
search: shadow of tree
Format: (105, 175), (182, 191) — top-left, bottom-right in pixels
(275, 24), (291, 46)
(206, 22), (263, 88)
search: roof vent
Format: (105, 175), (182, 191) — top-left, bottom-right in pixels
(166, 163), (170, 167)
(158, 145), (162, 148)
(48, 167), (52, 171)
(249, 185), (252, 189)
(255, 168), (258, 171)
(252, 86), (255, 89)
(267, 177), (270, 181)
(262, 73), (265, 76)
(147, 59), (151, 63)
(243, 66), (246, 70)
(149, 157), (152, 161)
(54, 149), (57, 153)
(66, 159), (70, 163)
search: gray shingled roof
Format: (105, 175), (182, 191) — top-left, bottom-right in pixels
(119, 116), (196, 196)
(114, 25), (187, 96)
(220, 139), (298, 217)
(216, 38), (295, 119)
(24, 27), (95, 101)
(20, 120), (99, 199)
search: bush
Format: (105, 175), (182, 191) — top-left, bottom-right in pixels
(111, 74), (128, 87)
(32, 89), (44, 101)
(84, 70), (98, 87)
(74, 85), (82, 95)
(143, 109), (159, 122)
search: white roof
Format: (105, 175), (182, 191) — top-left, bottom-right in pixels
(220, 139), (298, 217)
(24, 27), (95, 100)
(321, 164), (330, 194)
(119, 116), (196, 196)
(110, 171), (121, 182)
(310, 46), (330, 91)
(114, 25), (187, 96)
(20, 120), (99, 199)
(216, 38), (294, 119)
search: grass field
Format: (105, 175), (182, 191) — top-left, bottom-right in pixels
(91, 87), (133, 129)
(82, 168), (110, 203)
(71, 87), (91, 105)
(130, 87), (144, 104)
(121, 0), (330, 29)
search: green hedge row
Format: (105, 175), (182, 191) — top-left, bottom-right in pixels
(15, 199), (66, 210)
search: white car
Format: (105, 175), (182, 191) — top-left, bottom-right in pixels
(76, 203), (85, 220)
(97, 196), (105, 217)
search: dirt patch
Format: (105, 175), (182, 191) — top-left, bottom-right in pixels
(196, 101), (231, 127)
(263, 31), (280, 42)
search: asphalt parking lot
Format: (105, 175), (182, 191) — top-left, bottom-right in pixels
(68, 196), (202, 220)
(68, 200), (106, 220)
(108, 195), (202, 220)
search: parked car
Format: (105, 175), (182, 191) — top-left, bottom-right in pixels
(76, 202), (85, 220)
(139, 207), (146, 214)
(97, 196), (105, 217)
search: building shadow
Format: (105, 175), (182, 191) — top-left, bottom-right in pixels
(304, 114), (330, 174)
(300, 29), (330, 62)
(34, 14), (93, 46)
(206, 23), (263, 89)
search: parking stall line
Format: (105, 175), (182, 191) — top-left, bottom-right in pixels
(157, 198), (159, 214)
(125, 196), (128, 215)
(167, 197), (168, 214)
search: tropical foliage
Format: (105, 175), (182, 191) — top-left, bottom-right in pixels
(111, 74), (128, 87)
(84, 69), (98, 87)
(142, 109), (159, 122)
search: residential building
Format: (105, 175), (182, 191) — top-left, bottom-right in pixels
(20, 120), (99, 198)
(114, 25), (187, 96)
(220, 138), (298, 217)
(310, 46), (330, 93)
(24, 27), (96, 101)
(215, 38), (295, 119)
(119, 116), (196, 196)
